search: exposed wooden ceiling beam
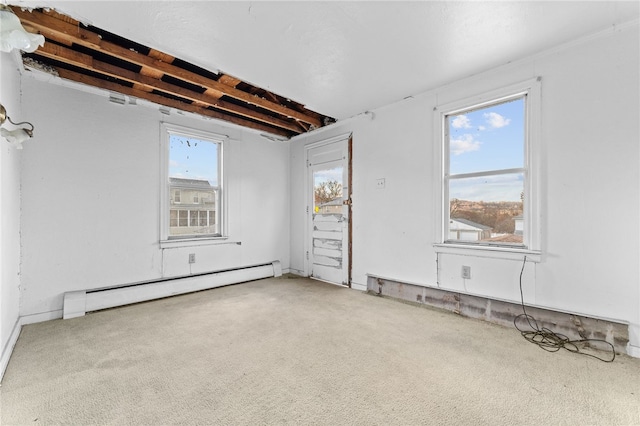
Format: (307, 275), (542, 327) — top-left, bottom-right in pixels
(13, 8), (324, 128)
(262, 91), (280, 104)
(32, 42), (302, 134)
(146, 48), (221, 97)
(295, 120), (311, 132)
(218, 74), (242, 88)
(53, 68), (292, 137)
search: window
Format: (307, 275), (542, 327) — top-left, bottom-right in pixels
(435, 78), (541, 254)
(161, 123), (225, 242)
(178, 210), (188, 227)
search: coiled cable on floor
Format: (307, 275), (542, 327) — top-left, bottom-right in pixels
(514, 256), (616, 363)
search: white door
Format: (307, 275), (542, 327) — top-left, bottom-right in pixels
(307, 137), (350, 286)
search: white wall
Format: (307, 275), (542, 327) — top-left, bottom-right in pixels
(19, 76), (290, 321)
(0, 53), (23, 376)
(291, 24), (640, 353)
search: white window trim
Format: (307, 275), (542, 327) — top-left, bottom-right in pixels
(432, 77), (542, 260)
(159, 122), (228, 248)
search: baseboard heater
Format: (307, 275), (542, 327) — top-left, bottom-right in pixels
(63, 261), (282, 319)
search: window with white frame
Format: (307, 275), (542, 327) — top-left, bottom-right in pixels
(161, 123), (225, 241)
(437, 79), (541, 252)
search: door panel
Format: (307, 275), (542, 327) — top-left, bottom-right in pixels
(307, 139), (349, 286)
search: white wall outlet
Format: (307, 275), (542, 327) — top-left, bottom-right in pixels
(461, 265), (471, 279)
(189, 253), (196, 264)
(376, 178), (386, 189)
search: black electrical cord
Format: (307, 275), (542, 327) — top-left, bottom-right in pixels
(514, 256), (616, 362)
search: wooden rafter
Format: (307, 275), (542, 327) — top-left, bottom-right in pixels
(56, 68), (292, 137)
(33, 42), (304, 133)
(11, 6), (334, 137)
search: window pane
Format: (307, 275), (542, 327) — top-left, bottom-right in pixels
(313, 166), (343, 214)
(170, 210), (178, 227)
(168, 134), (220, 238)
(448, 97), (524, 175)
(178, 210), (188, 227)
(448, 173), (524, 245)
(169, 135), (219, 185)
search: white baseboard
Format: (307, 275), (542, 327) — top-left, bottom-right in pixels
(2, 310), (65, 381)
(627, 323), (639, 358)
(627, 344), (640, 358)
(1, 317), (22, 382)
(21, 310), (63, 325)
(351, 282), (367, 291)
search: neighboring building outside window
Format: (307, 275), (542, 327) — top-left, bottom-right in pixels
(169, 178), (218, 235)
(448, 218), (492, 241)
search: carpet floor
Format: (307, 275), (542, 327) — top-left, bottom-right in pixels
(1, 276), (639, 425)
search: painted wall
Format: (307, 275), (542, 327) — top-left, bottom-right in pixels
(0, 54), (23, 373)
(290, 24), (640, 352)
(19, 76), (290, 320)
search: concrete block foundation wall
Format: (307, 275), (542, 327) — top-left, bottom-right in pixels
(367, 275), (629, 355)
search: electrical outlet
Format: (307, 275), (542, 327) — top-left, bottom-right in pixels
(461, 265), (471, 279)
(188, 253), (196, 264)
(376, 178), (386, 189)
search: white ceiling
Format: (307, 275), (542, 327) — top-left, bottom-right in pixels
(18, 1), (640, 120)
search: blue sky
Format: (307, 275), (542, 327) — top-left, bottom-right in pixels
(314, 166), (343, 187)
(169, 135), (219, 185)
(448, 97), (524, 202)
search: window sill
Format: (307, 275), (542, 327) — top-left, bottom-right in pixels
(433, 243), (542, 262)
(160, 237), (239, 249)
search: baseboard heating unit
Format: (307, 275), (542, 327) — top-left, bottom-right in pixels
(63, 261), (282, 319)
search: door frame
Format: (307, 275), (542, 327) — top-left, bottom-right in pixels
(304, 133), (353, 287)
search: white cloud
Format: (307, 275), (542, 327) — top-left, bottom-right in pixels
(451, 115), (472, 129)
(478, 125), (486, 131)
(450, 134), (481, 155)
(484, 112), (510, 128)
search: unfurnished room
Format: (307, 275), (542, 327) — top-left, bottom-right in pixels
(0, 1), (639, 424)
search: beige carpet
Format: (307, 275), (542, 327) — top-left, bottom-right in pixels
(2, 276), (639, 425)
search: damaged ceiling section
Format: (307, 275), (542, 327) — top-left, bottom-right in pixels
(12, 6), (335, 138)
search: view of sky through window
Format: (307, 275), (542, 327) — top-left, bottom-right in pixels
(169, 134), (218, 185)
(313, 167), (343, 187)
(448, 97), (524, 202)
